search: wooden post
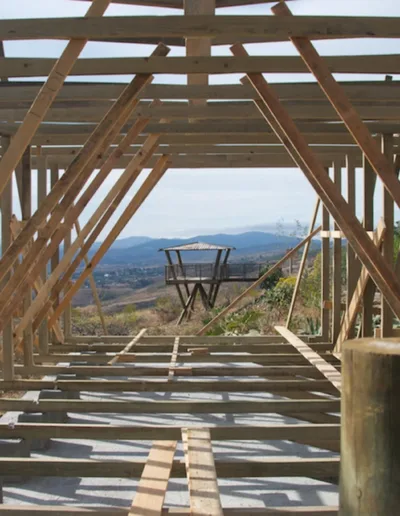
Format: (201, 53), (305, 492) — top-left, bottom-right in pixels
(165, 250), (186, 309)
(332, 160), (342, 342)
(1, 136), (13, 379)
(346, 154), (359, 338)
(362, 156), (375, 337)
(63, 228), (72, 338)
(37, 157), (49, 354)
(321, 168), (331, 342)
(381, 134), (394, 337)
(18, 147), (34, 367)
(286, 197), (320, 329)
(340, 339), (400, 515)
(50, 162), (61, 343)
(184, 0), (215, 108)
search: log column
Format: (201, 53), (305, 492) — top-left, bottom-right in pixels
(341, 338), (400, 515)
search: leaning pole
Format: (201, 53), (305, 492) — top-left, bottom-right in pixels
(340, 338), (400, 515)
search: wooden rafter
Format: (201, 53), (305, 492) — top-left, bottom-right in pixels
(231, 43), (400, 324)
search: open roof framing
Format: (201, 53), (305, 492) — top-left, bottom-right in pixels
(0, 0), (400, 512)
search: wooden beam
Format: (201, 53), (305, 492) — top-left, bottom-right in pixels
(1, 80), (399, 103)
(0, 399), (340, 416)
(0, 136), (13, 378)
(381, 134), (395, 336)
(335, 219), (386, 352)
(0, 0), (111, 199)
(3, 55), (400, 79)
(182, 428), (223, 516)
(232, 44), (400, 325)
(0, 457), (339, 481)
(331, 161), (342, 343)
(108, 329), (147, 365)
(168, 337), (180, 381)
(0, 378), (339, 394)
(129, 440), (176, 516)
(197, 227), (321, 335)
(275, 326), (341, 392)
(37, 156), (49, 355)
(1, 15), (400, 42)
(273, 2), (400, 210)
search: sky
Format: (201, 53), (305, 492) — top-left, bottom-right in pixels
(1, 0), (400, 238)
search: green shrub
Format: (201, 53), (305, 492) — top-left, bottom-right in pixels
(265, 276), (296, 310)
(260, 265), (284, 291)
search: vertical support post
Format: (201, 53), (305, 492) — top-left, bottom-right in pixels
(362, 156), (375, 337)
(346, 155), (359, 339)
(1, 136), (14, 379)
(381, 134), (394, 337)
(63, 228), (72, 338)
(50, 162), (60, 343)
(332, 161), (342, 343)
(37, 156), (49, 354)
(184, 0), (215, 108)
(340, 339), (400, 515)
(18, 146), (33, 367)
(321, 169), (330, 342)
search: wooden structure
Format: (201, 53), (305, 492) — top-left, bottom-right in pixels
(0, 0), (399, 512)
(161, 241), (262, 323)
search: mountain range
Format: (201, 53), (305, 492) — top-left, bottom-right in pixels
(88, 231), (318, 266)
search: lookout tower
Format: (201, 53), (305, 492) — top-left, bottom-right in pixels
(160, 241), (262, 324)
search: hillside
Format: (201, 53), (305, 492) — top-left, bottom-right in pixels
(88, 231), (317, 266)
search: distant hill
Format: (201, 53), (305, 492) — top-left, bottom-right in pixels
(89, 231), (317, 266)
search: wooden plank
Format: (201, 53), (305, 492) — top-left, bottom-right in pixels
(231, 44), (400, 323)
(0, 0), (111, 200)
(0, 80), (398, 103)
(335, 218), (386, 352)
(37, 157), (49, 355)
(129, 440), (176, 516)
(182, 428), (223, 516)
(0, 457), (340, 481)
(275, 326), (341, 393)
(273, 3), (400, 210)
(0, 399), (340, 416)
(0, 378), (339, 394)
(197, 227), (321, 335)
(1, 15), (400, 42)
(3, 55), (400, 78)
(108, 329), (147, 365)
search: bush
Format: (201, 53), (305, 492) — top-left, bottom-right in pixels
(301, 253), (321, 308)
(204, 308), (263, 336)
(265, 276), (296, 310)
(260, 265), (284, 291)
(155, 296), (181, 323)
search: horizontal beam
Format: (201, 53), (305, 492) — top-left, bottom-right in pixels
(37, 153), (364, 169)
(4, 102), (400, 122)
(1, 55), (400, 78)
(0, 423), (339, 440)
(0, 379), (339, 393)
(0, 398), (340, 414)
(1, 81), (399, 102)
(16, 364), (328, 379)
(0, 15), (398, 42)
(0, 457), (339, 480)
(2, 120), (397, 136)
(0, 506), (339, 516)
(32, 352), (338, 365)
